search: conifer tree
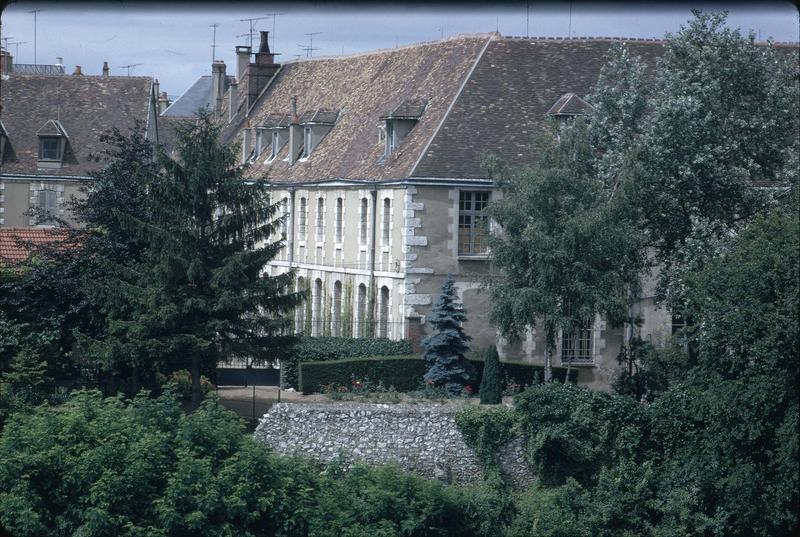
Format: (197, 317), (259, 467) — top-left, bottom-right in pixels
(479, 345), (502, 404)
(422, 274), (475, 395)
(84, 112), (303, 408)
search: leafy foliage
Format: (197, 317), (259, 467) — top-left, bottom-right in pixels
(298, 355), (424, 394)
(478, 346), (502, 404)
(422, 275), (476, 394)
(454, 405), (516, 471)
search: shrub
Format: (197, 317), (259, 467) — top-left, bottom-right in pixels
(455, 405), (517, 471)
(298, 355), (424, 394)
(167, 369), (215, 400)
(280, 336), (412, 389)
(479, 346), (503, 404)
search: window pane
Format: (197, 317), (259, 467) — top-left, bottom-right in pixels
(39, 137), (60, 160)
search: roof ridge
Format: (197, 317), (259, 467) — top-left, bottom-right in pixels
(500, 34), (798, 46)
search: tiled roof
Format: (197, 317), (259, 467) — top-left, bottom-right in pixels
(0, 74), (153, 177)
(382, 99), (428, 119)
(411, 37), (663, 178)
(12, 63), (66, 76)
(161, 74), (235, 118)
(546, 93), (592, 116)
(236, 35), (491, 183)
(0, 228), (72, 265)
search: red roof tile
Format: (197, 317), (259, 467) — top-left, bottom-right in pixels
(0, 228), (72, 265)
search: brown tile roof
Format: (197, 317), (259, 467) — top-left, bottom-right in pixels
(0, 74), (153, 177)
(0, 227), (73, 266)
(238, 35), (492, 183)
(411, 37), (663, 178)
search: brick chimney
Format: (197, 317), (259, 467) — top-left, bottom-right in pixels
(102, 61), (109, 77)
(157, 92), (170, 114)
(211, 60), (226, 116)
(73, 65), (83, 76)
(1, 50), (13, 76)
(236, 45), (251, 82)
(244, 31), (280, 111)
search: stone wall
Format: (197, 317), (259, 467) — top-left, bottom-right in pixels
(254, 402), (534, 486)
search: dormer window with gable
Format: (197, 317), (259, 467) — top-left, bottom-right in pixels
(545, 93), (592, 121)
(36, 119), (68, 168)
(294, 109), (338, 162)
(380, 99), (427, 161)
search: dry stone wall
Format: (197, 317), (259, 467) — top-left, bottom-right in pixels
(254, 402), (534, 486)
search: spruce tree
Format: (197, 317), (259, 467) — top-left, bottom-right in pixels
(479, 345), (502, 404)
(84, 112), (303, 408)
(422, 274), (475, 395)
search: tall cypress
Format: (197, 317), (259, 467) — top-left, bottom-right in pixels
(479, 345), (502, 404)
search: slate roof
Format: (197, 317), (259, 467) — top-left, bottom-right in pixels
(0, 74), (153, 177)
(12, 63), (66, 75)
(0, 227), (72, 266)
(161, 75), (235, 118)
(237, 35), (491, 183)
(411, 37), (663, 179)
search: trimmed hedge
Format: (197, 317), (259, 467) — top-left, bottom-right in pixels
(297, 355), (579, 395)
(280, 337), (413, 389)
(298, 356), (425, 394)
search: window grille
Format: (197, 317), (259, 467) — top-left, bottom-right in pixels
(312, 278), (323, 336)
(379, 286), (390, 338)
(316, 197), (324, 242)
(562, 318), (594, 362)
(382, 198), (391, 246)
(356, 283), (367, 338)
(335, 197), (343, 243)
(359, 198), (368, 244)
(280, 197), (288, 236)
(298, 197), (307, 237)
(332, 281), (342, 336)
(39, 137), (60, 160)
(37, 189), (58, 223)
(458, 191), (489, 255)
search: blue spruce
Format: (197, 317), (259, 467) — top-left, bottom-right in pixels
(422, 274), (476, 395)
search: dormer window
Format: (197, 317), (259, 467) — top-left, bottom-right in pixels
(36, 119), (68, 167)
(380, 99), (427, 160)
(255, 128), (270, 157)
(295, 109), (337, 162)
(546, 93), (592, 121)
(270, 128), (288, 161)
(0, 120), (8, 163)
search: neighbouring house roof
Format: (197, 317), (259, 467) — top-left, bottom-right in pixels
(161, 74), (235, 118)
(0, 227), (72, 266)
(12, 63), (66, 76)
(234, 34), (491, 183)
(0, 74), (153, 177)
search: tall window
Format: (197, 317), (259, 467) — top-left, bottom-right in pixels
(316, 197), (324, 242)
(270, 131), (280, 159)
(280, 197), (288, 237)
(332, 281), (342, 336)
(458, 191), (489, 256)
(38, 137), (61, 160)
(562, 318), (594, 362)
(356, 283), (367, 337)
(295, 277), (306, 334)
(335, 197), (343, 243)
(302, 127), (312, 158)
(36, 189), (58, 224)
(382, 198), (391, 246)
(379, 286), (390, 338)
(313, 278), (323, 336)
(298, 197), (307, 238)
(359, 197), (368, 244)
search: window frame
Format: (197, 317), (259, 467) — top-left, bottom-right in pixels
(457, 190), (490, 257)
(38, 136), (62, 161)
(561, 318), (595, 363)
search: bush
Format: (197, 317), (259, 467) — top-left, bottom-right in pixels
(455, 405), (517, 471)
(167, 369), (215, 400)
(479, 346), (502, 404)
(280, 336), (413, 389)
(298, 355), (424, 394)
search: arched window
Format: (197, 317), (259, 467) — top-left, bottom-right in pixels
(382, 198), (391, 246)
(356, 283), (367, 337)
(359, 197), (368, 244)
(313, 278), (323, 336)
(295, 277), (306, 334)
(332, 281), (342, 336)
(379, 285), (390, 338)
(335, 197), (343, 243)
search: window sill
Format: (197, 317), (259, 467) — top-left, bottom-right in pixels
(315, 242), (324, 248)
(335, 243), (343, 250)
(359, 245), (368, 252)
(37, 160), (63, 169)
(381, 245), (390, 253)
(457, 254), (489, 261)
(560, 359), (595, 367)
(298, 240), (306, 247)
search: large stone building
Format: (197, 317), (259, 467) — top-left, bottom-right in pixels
(210, 31), (672, 389)
(0, 51), (156, 229)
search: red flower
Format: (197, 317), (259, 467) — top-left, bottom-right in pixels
(464, 385), (474, 394)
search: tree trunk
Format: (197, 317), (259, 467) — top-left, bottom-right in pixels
(564, 354), (572, 384)
(191, 355), (201, 410)
(543, 318), (553, 383)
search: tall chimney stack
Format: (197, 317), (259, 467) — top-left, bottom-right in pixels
(73, 65), (83, 76)
(235, 45), (251, 82)
(102, 61), (109, 77)
(211, 60), (226, 116)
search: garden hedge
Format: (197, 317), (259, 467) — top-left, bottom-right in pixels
(297, 355), (578, 394)
(280, 336), (413, 389)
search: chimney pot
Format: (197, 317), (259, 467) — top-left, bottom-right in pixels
(102, 61), (109, 77)
(73, 65), (83, 76)
(258, 31), (271, 54)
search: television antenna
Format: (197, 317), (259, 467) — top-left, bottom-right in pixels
(264, 12), (287, 51)
(9, 41), (27, 58)
(119, 63), (142, 76)
(27, 9), (43, 64)
(209, 23), (220, 62)
(239, 15), (271, 48)
(303, 32), (322, 58)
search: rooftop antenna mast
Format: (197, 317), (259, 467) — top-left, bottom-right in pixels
(526, 0), (530, 37)
(119, 63), (142, 76)
(239, 15), (271, 48)
(209, 23), (220, 62)
(568, 0), (573, 38)
(264, 12), (287, 52)
(10, 41), (27, 58)
(304, 32), (322, 58)
(27, 9), (42, 64)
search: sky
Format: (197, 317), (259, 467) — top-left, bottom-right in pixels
(1, 1), (797, 98)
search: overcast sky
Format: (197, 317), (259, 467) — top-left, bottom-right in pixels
(1, 1), (797, 97)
